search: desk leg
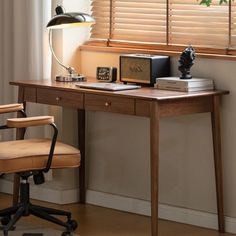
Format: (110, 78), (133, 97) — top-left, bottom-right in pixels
(150, 101), (160, 236)
(13, 87), (26, 206)
(211, 95), (225, 233)
(78, 109), (86, 204)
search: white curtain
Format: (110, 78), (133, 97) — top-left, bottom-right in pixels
(0, 0), (52, 140)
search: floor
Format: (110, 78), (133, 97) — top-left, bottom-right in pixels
(0, 193), (235, 236)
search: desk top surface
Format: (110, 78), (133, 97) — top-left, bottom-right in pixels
(10, 79), (229, 101)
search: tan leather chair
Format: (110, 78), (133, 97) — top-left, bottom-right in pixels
(0, 104), (80, 236)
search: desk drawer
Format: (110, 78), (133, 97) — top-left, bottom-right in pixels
(37, 88), (83, 108)
(24, 87), (36, 102)
(136, 99), (151, 117)
(85, 94), (135, 115)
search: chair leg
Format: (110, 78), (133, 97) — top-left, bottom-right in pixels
(4, 206), (24, 233)
(32, 204), (71, 218)
(29, 206), (69, 229)
(0, 206), (18, 217)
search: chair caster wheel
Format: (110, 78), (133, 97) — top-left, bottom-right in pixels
(1, 216), (16, 231)
(67, 219), (78, 231)
(62, 232), (73, 236)
(3, 229), (8, 236)
(1, 216), (11, 226)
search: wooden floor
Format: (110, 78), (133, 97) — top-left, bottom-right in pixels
(0, 193), (235, 236)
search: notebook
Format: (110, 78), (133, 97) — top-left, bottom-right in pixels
(76, 83), (141, 91)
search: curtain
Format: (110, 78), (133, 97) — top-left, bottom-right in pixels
(0, 0), (52, 140)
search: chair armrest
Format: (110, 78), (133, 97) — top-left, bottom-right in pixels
(0, 103), (24, 114)
(7, 116), (54, 128)
(7, 116), (58, 173)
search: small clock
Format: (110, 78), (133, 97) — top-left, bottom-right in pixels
(96, 67), (117, 82)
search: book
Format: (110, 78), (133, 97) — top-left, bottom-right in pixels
(156, 77), (214, 88)
(157, 84), (214, 92)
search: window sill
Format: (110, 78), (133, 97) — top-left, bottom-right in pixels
(80, 45), (236, 61)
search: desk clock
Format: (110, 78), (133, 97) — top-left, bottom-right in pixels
(96, 67), (117, 82)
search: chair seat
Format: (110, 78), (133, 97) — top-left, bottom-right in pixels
(0, 139), (80, 174)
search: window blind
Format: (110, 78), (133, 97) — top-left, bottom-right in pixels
(90, 0), (236, 55)
(231, 1), (236, 49)
(90, 1), (111, 42)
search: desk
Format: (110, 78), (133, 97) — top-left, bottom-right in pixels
(10, 79), (228, 236)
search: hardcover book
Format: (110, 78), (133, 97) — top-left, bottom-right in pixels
(155, 77), (214, 92)
(157, 85), (214, 92)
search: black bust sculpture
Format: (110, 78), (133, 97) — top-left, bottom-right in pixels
(178, 46), (196, 80)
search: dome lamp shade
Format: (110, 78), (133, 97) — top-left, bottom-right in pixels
(47, 5), (95, 82)
(47, 5), (95, 29)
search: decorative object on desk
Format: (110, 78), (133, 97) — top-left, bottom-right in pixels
(156, 77), (214, 92)
(96, 67), (117, 82)
(47, 5), (95, 82)
(120, 54), (170, 86)
(178, 46), (196, 80)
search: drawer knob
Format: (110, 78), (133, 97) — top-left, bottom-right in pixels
(56, 97), (61, 101)
(105, 102), (111, 107)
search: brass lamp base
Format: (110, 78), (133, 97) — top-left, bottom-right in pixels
(55, 74), (86, 82)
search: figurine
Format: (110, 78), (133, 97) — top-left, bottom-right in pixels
(178, 46), (196, 80)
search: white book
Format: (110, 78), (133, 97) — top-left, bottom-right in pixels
(157, 84), (214, 92)
(156, 77), (214, 88)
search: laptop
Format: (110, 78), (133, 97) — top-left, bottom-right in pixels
(76, 83), (141, 91)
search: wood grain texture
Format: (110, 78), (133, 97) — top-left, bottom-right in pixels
(150, 101), (160, 236)
(10, 79), (229, 236)
(84, 93), (135, 115)
(24, 87), (36, 102)
(13, 86), (26, 206)
(2, 193), (235, 236)
(81, 45), (236, 61)
(211, 95), (225, 233)
(9, 79), (229, 102)
(37, 88), (83, 108)
(135, 99), (152, 117)
(78, 109), (86, 204)
(159, 96), (213, 117)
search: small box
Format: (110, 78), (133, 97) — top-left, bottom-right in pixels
(120, 54), (170, 85)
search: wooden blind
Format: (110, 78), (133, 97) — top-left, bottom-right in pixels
(90, 0), (111, 42)
(231, 0), (236, 49)
(90, 0), (236, 55)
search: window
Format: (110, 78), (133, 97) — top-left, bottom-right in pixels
(88, 0), (236, 58)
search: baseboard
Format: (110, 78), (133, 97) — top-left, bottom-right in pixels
(86, 189), (236, 234)
(1, 180), (236, 234)
(0, 178), (79, 204)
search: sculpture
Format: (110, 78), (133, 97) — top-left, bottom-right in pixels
(178, 46), (196, 80)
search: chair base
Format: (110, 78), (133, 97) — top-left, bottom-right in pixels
(0, 176), (78, 236)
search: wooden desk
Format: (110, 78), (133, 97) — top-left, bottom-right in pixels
(10, 80), (229, 236)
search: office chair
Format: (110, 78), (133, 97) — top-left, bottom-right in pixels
(0, 103), (80, 236)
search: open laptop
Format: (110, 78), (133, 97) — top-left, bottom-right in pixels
(76, 82), (141, 91)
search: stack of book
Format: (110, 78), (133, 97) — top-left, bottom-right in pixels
(155, 77), (214, 92)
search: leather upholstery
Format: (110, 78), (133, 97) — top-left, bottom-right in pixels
(0, 139), (80, 174)
(7, 116), (54, 128)
(0, 103), (24, 114)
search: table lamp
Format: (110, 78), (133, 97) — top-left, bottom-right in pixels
(47, 5), (95, 82)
